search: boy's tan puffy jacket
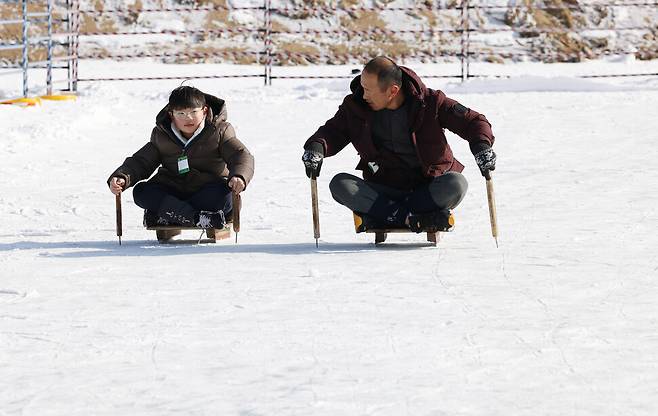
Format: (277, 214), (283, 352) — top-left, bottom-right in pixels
(108, 93), (254, 194)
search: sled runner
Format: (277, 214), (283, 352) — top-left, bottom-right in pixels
(353, 212), (453, 246)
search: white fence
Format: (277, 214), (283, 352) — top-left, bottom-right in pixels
(1, 0), (656, 94)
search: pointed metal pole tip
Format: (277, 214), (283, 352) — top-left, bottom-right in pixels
(118, 237), (122, 245)
(495, 237), (499, 248)
(315, 238), (319, 248)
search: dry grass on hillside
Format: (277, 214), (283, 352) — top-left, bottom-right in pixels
(504, 0), (621, 62)
(329, 40), (415, 64)
(636, 28), (658, 60)
(3, 0), (654, 66)
(275, 41), (322, 65)
(202, 0), (231, 28)
(79, 1), (118, 35)
(164, 45), (257, 65)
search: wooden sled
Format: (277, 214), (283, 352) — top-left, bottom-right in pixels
(146, 193), (241, 244)
(146, 224), (232, 244)
(353, 213), (450, 247)
(114, 193), (241, 245)
(371, 228), (440, 246)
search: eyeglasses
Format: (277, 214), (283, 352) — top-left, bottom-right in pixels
(171, 107), (204, 119)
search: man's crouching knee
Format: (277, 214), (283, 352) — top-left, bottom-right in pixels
(329, 172), (359, 206)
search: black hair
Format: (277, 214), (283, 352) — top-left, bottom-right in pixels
(363, 56), (402, 91)
(168, 86), (206, 110)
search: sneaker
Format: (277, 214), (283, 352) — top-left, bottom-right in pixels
(408, 209), (454, 233)
(196, 210), (226, 229)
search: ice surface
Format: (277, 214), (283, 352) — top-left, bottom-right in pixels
(1, 60), (657, 415)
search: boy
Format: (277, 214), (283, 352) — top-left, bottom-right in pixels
(108, 86), (254, 229)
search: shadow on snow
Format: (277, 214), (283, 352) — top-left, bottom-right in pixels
(0, 239), (436, 258)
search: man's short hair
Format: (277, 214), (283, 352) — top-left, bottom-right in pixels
(363, 56), (402, 91)
(168, 86), (206, 110)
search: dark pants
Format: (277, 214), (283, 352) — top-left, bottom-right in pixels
(133, 181), (232, 215)
(329, 172), (468, 223)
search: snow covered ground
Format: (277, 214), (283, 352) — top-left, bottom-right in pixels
(1, 60), (658, 415)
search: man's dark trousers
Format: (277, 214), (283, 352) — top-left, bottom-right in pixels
(329, 172), (468, 223)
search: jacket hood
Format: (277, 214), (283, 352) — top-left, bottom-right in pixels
(348, 66), (429, 111)
(155, 93), (227, 128)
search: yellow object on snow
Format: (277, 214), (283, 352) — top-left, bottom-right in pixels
(353, 212), (363, 233)
(40, 94), (77, 101)
(0, 97), (42, 106)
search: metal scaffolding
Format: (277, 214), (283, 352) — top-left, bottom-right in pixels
(0, 0), (78, 101)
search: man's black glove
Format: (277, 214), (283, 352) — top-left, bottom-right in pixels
(302, 141), (324, 178)
(471, 142), (496, 177)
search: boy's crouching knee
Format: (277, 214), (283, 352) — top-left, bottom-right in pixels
(132, 182), (148, 207)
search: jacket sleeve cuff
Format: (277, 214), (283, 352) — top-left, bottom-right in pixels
(469, 140), (491, 156)
(304, 140), (326, 156)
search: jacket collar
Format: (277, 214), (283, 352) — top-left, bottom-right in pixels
(170, 119), (206, 147)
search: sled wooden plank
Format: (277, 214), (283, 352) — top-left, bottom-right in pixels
(354, 211), (446, 246)
(364, 228), (424, 233)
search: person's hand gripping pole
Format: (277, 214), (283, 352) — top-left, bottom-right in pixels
(302, 142), (324, 247)
(484, 170), (498, 247)
(310, 176), (320, 247)
(228, 176), (245, 243)
(110, 177), (125, 245)
(232, 192), (241, 244)
(474, 146), (499, 247)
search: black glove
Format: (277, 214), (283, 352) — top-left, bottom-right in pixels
(302, 142), (324, 178)
(472, 144), (496, 178)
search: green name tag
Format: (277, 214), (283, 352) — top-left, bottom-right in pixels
(177, 156), (190, 174)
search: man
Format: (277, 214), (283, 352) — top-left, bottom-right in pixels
(108, 86), (254, 230)
(302, 56), (496, 232)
